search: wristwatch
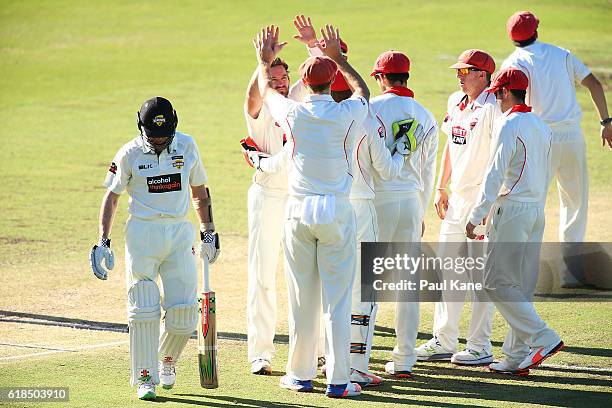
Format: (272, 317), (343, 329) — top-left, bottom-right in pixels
(601, 117), (612, 126)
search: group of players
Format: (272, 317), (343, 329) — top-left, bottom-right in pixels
(242, 11), (611, 398)
(89, 9), (611, 402)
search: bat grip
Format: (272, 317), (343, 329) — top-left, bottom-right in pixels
(202, 257), (211, 292)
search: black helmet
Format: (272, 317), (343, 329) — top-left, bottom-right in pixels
(137, 96), (178, 151)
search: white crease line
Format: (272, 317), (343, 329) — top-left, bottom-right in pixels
(0, 340), (128, 362)
(0, 342), (75, 352)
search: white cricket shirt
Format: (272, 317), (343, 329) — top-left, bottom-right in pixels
(369, 91), (439, 209)
(103, 132), (208, 220)
(264, 92), (368, 197)
(469, 106), (552, 225)
(502, 41), (591, 127)
(441, 90), (501, 201)
(350, 113), (405, 200)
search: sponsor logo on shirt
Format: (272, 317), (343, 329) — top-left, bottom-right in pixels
(171, 155), (183, 160)
(172, 159), (185, 169)
(108, 162), (117, 174)
(147, 173), (182, 193)
(138, 163), (154, 170)
(378, 127), (384, 138)
(451, 126), (467, 145)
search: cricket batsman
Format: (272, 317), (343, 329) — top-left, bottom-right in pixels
(89, 96), (220, 400)
(466, 68), (563, 375)
(416, 50), (500, 366)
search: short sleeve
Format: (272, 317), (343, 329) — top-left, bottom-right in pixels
(339, 95), (369, 124)
(567, 52), (590, 83)
(288, 81), (308, 102)
(189, 140), (208, 186)
(264, 92), (295, 132)
(103, 148), (131, 194)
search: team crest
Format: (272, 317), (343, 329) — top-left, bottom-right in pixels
(377, 126), (384, 138)
(172, 159), (185, 169)
(108, 162), (117, 174)
(153, 115), (166, 127)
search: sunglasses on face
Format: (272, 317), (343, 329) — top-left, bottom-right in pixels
(457, 68), (482, 75)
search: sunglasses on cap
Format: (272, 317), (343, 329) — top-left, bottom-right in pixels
(457, 68), (482, 75)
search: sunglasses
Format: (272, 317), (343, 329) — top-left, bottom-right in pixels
(457, 68), (482, 75)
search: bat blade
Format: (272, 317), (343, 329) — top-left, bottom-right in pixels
(198, 290), (218, 388)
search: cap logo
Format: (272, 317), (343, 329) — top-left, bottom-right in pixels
(153, 115), (166, 127)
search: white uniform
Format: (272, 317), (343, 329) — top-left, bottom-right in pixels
(432, 90), (501, 354)
(265, 91), (368, 385)
(244, 102), (289, 364)
(469, 105), (560, 364)
(350, 114), (404, 373)
(104, 132), (207, 385)
(370, 89), (438, 372)
(502, 41), (591, 243)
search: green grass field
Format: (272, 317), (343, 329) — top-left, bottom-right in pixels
(1, 0), (611, 407)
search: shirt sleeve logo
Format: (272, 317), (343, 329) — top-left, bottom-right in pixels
(147, 173), (182, 193)
(108, 162), (117, 174)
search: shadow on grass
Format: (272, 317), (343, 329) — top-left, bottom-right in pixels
(169, 394), (320, 407)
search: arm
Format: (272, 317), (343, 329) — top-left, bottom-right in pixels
(192, 184), (220, 263)
(367, 118), (404, 180)
(259, 140), (292, 173)
(420, 125), (439, 213)
(434, 141), (452, 219)
(245, 68), (263, 119)
(581, 73), (612, 148)
(99, 190), (120, 239)
(318, 25), (369, 100)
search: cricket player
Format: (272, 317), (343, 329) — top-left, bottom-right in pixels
(416, 50), (500, 365)
(90, 96), (220, 400)
(466, 68), (563, 376)
(244, 51), (292, 375)
(502, 11), (612, 286)
(253, 24), (369, 398)
(369, 50), (439, 378)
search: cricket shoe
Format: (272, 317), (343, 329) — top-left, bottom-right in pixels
(137, 375), (156, 400)
(325, 382), (362, 398)
(159, 358), (176, 389)
(488, 360), (529, 376)
(350, 369), (383, 387)
(384, 361), (412, 379)
(415, 336), (454, 361)
(451, 348), (494, 366)
(279, 375), (313, 392)
(251, 358), (272, 375)
(518, 340), (564, 370)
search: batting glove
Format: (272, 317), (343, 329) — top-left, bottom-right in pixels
(90, 237), (114, 280)
(199, 230), (220, 264)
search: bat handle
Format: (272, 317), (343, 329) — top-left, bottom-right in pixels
(202, 256), (211, 293)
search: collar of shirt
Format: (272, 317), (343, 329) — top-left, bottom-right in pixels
(136, 134), (179, 154)
(304, 94), (335, 102)
(383, 86), (415, 98)
(506, 104), (532, 116)
(457, 90), (492, 111)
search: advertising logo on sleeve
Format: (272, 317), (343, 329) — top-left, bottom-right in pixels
(108, 162), (117, 174)
(451, 126), (468, 145)
(147, 173), (182, 193)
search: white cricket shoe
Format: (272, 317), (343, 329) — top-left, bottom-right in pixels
(384, 361), (412, 378)
(159, 359), (176, 389)
(251, 358), (272, 375)
(415, 336), (454, 361)
(137, 375), (156, 400)
(451, 348), (494, 365)
(518, 340), (564, 370)
(350, 369), (383, 387)
(489, 359), (529, 376)
(325, 382), (362, 398)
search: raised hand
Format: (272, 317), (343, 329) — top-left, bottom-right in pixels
(293, 15), (318, 47)
(253, 25), (287, 64)
(317, 24), (341, 61)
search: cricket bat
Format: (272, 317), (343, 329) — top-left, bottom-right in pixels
(198, 256), (219, 388)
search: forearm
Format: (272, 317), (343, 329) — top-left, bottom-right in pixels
(436, 143), (452, 190)
(245, 68), (263, 119)
(99, 191), (119, 239)
(191, 185), (214, 230)
(257, 62), (272, 99)
(334, 58), (369, 100)
(582, 74), (609, 121)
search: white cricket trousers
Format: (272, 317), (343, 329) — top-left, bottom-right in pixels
(350, 198), (379, 373)
(484, 199), (560, 363)
(283, 196), (356, 385)
(374, 191), (422, 371)
(549, 124), (588, 243)
(125, 216), (198, 385)
(246, 184), (287, 363)
(434, 193), (494, 353)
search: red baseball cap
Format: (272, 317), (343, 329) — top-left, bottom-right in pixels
(299, 56), (338, 86)
(371, 50), (410, 76)
(507, 11), (539, 41)
(486, 68), (529, 93)
(449, 49), (496, 74)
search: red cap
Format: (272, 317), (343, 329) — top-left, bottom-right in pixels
(331, 71), (350, 92)
(449, 49), (496, 74)
(486, 68), (529, 93)
(371, 50), (410, 76)
(507, 11), (539, 41)
(299, 56), (338, 86)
